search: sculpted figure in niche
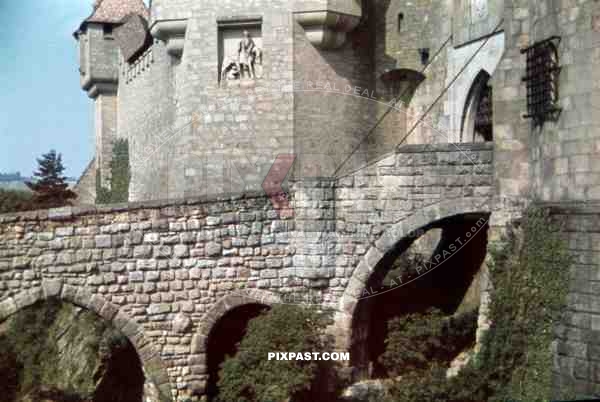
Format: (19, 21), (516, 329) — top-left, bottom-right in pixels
(221, 30), (263, 82)
(238, 30), (256, 79)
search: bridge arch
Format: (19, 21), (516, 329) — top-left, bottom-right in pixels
(191, 290), (281, 399)
(0, 279), (173, 402)
(195, 289), (281, 340)
(335, 198), (491, 369)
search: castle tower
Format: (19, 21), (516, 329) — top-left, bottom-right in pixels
(74, 0), (149, 190)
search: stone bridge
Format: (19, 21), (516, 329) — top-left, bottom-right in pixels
(0, 143), (494, 401)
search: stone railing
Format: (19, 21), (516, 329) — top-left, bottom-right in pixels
(122, 47), (154, 84)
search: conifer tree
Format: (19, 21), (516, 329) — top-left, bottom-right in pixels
(26, 150), (76, 208)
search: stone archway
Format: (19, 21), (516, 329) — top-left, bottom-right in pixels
(189, 290), (281, 398)
(446, 31), (504, 142)
(0, 280), (173, 402)
(333, 198), (491, 359)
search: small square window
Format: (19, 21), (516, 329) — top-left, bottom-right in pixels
(103, 25), (114, 38)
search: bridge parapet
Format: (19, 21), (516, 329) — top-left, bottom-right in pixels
(336, 142), (494, 244)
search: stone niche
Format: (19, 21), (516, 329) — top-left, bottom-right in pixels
(218, 17), (263, 86)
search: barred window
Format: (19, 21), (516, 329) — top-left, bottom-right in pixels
(521, 36), (561, 124)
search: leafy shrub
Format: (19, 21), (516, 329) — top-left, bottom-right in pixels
(216, 304), (333, 402)
(380, 308), (477, 375)
(470, 207), (573, 401)
(0, 188), (32, 213)
(378, 308), (477, 402)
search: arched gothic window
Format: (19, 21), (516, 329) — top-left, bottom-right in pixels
(461, 70), (493, 142)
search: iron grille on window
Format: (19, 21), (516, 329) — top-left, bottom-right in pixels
(521, 36), (561, 123)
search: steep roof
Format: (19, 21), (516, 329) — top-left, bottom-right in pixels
(84, 0), (149, 25)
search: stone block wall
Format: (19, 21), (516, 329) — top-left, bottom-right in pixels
(118, 41), (176, 201)
(528, 0), (600, 202)
(336, 142), (494, 235)
(80, 24), (120, 93)
(95, 93), (118, 188)
(0, 194), (293, 400)
(292, 7), (374, 178)
(488, 2), (600, 395)
(549, 203), (600, 396)
(166, 0), (296, 200)
(73, 158), (97, 205)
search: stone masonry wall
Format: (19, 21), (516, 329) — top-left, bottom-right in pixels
(549, 203), (600, 397)
(0, 144), (493, 400)
(0, 194), (291, 401)
(528, 0), (600, 202)
(490, 0), (600, 394)
(167, 0), (296, 200)
(118, 41), (177, 202)
(292, 10), (374, 178)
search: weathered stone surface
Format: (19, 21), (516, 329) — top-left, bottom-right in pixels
(42, 279), (63, 298)
(172, 313), (192, 333)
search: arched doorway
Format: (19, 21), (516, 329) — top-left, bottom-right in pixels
(461, 70), (493, 142)
(0, 298), (145, 402)
(350, 213), (489, 379)
(205, 303), (269, 401)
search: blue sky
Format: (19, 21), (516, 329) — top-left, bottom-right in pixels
(0, 1), (96, 178)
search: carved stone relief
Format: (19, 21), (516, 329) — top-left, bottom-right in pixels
(219, 26), (263, 84)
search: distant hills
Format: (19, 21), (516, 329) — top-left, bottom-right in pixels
(0, 172), (77, 191)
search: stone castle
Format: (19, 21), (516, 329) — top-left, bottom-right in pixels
(0, 0), (599, 400)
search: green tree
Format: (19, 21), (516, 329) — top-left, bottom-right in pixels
(216, 304), (332, 402)
(25, 150), (76, 208)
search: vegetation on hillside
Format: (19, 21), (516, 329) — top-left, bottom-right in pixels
(0, 300), (143, 402)
(373, 207), (572, 402)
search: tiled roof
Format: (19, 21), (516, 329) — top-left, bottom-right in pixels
(114, 14), (152, 62)
(85, 0), (149, 24)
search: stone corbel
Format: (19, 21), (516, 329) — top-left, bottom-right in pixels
(294, 1), (362, 49)
(87, 81), (118, 99)
(81, 73), (118, 99)
(150, 19), (188, 58)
